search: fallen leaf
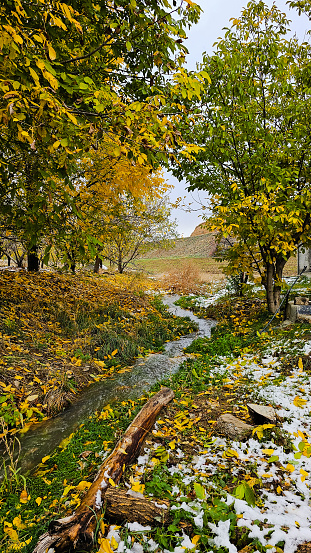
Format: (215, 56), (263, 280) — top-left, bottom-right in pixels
(293, 396), (307, 408)
(20, 489), (29, 503)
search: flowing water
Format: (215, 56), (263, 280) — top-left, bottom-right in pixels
(11, 295), (216, 474)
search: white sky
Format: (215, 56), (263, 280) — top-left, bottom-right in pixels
(167, 0), (310, 237)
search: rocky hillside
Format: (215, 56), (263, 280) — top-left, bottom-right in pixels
(190, 222), (210, 237)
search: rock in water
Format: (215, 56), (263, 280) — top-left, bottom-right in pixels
(215, 414), (253, 440)
(247, 403), (276, 424)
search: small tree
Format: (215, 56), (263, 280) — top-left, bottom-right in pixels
(101, 194), (177, 273)
(174, 1), (311, 312)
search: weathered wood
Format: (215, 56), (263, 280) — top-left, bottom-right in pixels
(104, 488), (170, 525)
(32, 387), (174, 553)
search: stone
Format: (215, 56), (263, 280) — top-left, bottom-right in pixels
(286, 301), (311, 323)
(247, 403), (277, 424)
(294, 296), (309, 305)
(215, 414), (253, 441)
(286, 301), (297, 322)
(297, 304), (311, 323)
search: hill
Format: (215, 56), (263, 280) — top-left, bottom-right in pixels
(190, 222), (210, 236)
(139, 232), (218, 260)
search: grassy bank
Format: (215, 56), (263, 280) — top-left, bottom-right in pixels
(0, 271), (197, 438)
(2, 280), (311, 553)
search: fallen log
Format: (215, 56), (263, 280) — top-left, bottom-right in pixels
(104, 488), (170, 526)
(33, 387), (174, 553)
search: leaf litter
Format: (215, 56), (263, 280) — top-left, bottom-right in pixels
(2, 281), (311, 553)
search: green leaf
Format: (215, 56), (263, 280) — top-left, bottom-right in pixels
(194, 482), (206, 500)
(267, 455), (279, 463)
(244, 483), (256, 507)
(234, 484), (245, 500)
(126, 41), (132, 51)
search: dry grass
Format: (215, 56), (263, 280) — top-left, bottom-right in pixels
(135, 254), (298, 283)
(135, 257), (226, 280)
(159, 261), (216, 294)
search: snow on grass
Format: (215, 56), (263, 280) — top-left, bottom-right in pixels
(118, 343), (311, 553)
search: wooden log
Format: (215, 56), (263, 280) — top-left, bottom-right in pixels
(104, 488), (170, 526)
(32, 387), (174, 553)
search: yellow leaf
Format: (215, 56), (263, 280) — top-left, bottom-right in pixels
(97, 538), (114, 553)
(48, 43), (57, 60)
(20, 489), (28, 503)
(118, 448), (127, 455)
(300, 468), (308, 482)
(192, 535), (200, 545)
(63, 485), (75, 496)
(76, 481), (92, 491)
(41, 455), (50, 463)
(59, 433), (74, 449)
(67, 112), (78, 125)
(262, 449), (274, 455)
(111, 536), (118, 549)
(4, 526), (19, 542)
(108, 478), (116, 487)
(298, 357), (303, 371)
(277, 486), (282, 494)
(169, 440), (176, 450)
(286, 463), (295, 473)
(131, 481), (145, 494)
(111, 349), (118, 356)
(12, 516), (26, 530)
(293, 396), (307, 408)
(35, 497), (42, 506)
(223, 448), (239, 458)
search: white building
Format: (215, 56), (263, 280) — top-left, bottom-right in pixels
(297, 245), (311, 274)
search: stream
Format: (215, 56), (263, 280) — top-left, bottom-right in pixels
(14, 295), (216, 474)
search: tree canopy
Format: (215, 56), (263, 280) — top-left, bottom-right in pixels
(173, 0), (311, 312)
(1, 0), (207, 269)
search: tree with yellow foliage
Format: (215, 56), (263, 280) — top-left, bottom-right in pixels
(53, 146), (176, 272)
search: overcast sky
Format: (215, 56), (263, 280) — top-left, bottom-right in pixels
(168, 0), (310, 237)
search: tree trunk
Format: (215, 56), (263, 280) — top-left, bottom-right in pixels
(32, 387), (174, 553)
(27, 246), (39, 272)
(94, 255), (100, 274)
(104, 488), (170, 526)
(118, 256), (123, 273)
(264, 258), (286, 313)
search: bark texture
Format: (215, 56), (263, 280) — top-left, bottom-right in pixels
(32, 387), (174, 553)
(104, 488), (170, 525)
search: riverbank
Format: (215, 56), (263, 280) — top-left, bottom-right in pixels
(0, 271), (197, 438)
(3, 281), (311, 553)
